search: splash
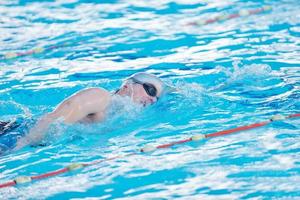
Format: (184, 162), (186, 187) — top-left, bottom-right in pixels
(107, 94), (144, 123)
(225, 61), (272, 83)
(52, 95), (145, 147)
(174, 81), (205, 106)
(214, 61), (273, 91)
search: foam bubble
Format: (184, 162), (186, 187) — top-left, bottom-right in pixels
(225, 61), (272, 83)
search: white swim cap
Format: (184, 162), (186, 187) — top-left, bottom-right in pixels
(127, 72), (174, 97)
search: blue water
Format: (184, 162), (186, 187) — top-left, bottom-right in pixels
(1, 0), (300, 199)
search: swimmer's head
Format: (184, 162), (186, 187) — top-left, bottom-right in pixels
(116, 72), (173, 106)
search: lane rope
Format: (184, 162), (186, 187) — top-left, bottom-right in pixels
(0, 42), (73, 61)
(0, 6), (272, 61)
(187, 6), (272, 26)
(0, 112), (299, 189)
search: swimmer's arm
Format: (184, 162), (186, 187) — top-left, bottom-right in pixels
(16, 112), (57, 147)
(15, 88), (111, 149)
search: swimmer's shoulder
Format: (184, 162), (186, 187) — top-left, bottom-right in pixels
(74, 87), (111, 101)
(79, 87), (110, 95)
(56, 87), (111, 117)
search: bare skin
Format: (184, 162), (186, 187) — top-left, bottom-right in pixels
(15, 82), (158, 150)
(15, 87), (111, 149)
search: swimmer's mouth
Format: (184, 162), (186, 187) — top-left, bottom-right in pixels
(140, 101), (147, 107)
(140, 99), (155, 107)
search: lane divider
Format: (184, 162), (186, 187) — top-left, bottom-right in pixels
(141, 114), (299, 152)
(0, 6), (272, 61)
(188, 6), (271, 26)
(0, 113), (299, 189)
(0, 42), (72, 61)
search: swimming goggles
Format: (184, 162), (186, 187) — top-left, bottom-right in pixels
(129, 77), (158, 99)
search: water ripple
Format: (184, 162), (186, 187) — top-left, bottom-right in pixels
(0, 0), (300, 199)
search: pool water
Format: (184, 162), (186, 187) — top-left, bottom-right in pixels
(0, 0), (300, 199)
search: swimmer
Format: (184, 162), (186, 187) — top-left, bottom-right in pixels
(0, 72), (172, 153)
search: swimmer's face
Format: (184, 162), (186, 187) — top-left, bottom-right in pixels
(118, 81), (159, 106)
